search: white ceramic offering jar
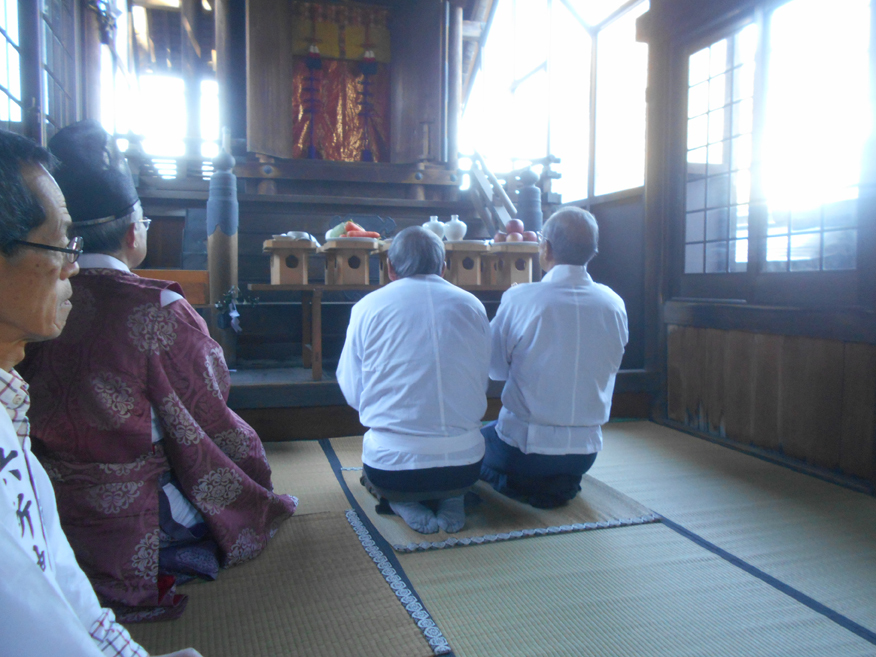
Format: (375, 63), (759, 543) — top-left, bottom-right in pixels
(444, 215), (467, 241)
(423, 216), (445, 239)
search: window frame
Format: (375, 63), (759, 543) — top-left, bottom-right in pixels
(670, 0), (875, 310)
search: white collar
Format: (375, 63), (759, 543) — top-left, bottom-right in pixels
(541, 264), (592, 284)
(77, 253), (131, 273)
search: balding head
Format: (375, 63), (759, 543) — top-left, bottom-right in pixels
(542, 206), (599, 266)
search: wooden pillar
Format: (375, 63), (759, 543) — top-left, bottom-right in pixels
(214, 0), (232, 140)
(207, 147), (239, 364)
(447, 0), (465, 172)
(80, 3), (102, 121)
(181, 0), (202, 170)
(19, 0), (43, 144)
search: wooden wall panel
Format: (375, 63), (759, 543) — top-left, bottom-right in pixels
(666, 325), (685, 422)
(780, 336), (844, 468)
(841, 343), (876, 480)
(246, 0), (295, 158)
(666, 326), (875, 482)
(722, 330), (754, 443)
(750, 333), (783, 452)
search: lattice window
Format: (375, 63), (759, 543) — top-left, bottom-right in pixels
(0, 0), (23, 134)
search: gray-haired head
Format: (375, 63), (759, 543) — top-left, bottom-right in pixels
(543, 206), (599, 266)
(388, 226), (445, 278)
(0, 130), (55, 256)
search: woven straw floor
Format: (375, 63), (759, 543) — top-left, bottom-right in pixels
(129, 423), (876, 657)
(332, 436), (658, 552)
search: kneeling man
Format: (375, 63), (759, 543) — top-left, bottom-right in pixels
(337, 226), (490, 534)
(481, 207), (628, 508)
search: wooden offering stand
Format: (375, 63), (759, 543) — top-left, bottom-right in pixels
(320, 237), (382, 285)
(376, 239), (393, 286)
(444, 240), (488, 287)
(263, 238), (318, 285)
(484, 241), (540, 287)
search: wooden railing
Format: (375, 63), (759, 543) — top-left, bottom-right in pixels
(468, 152), (518, 235)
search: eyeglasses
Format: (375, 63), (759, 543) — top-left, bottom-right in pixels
(139, 218), (152, 231)
(12, 236), (84, 263)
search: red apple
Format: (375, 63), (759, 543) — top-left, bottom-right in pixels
(493, 231), (507, 242)
(505, 219), (525, 234)
(522, 231), (538, 242)
(506, 232), (524, 242)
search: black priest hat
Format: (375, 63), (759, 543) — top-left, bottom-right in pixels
(48, 119), (139, 225)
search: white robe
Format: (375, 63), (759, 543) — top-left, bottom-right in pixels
(490, 264), (628, 455)
(0, 369), (146, 657)
(337, 275), (491, 470)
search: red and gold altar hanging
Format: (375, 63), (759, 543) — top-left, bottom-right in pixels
(291, 2), (391, 162)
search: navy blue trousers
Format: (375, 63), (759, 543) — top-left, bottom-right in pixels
(480, 421), (597, 508)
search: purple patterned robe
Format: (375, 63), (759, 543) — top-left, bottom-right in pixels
(19, 269), (297, 620)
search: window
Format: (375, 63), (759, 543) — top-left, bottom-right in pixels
(684, 25), (756, 274)
(462, 0), (648, 204)
(0, 0), (23, 134)
(682, 0), (871, 281)
(42, 0), (78, 140)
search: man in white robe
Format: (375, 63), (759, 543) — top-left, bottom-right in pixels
(337, 226), (490, 534)
(0, 129), (200, 656)
(482, 206), (629, 508)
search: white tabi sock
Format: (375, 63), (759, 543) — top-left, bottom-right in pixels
(389, 501), (440, 534)
(436, 495), (466, 533)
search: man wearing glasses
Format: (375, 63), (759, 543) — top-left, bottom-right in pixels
(0, 130), (202, 656)
(20, 120), (297, 623)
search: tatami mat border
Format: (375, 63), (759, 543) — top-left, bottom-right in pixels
(391, 513), (662, 553)
(661, 515), (876, 647)
(319, 439), (456, 657)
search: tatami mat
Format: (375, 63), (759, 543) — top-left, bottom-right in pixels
(343, 469), (657, 552)
(591, 421), (876, 633)
(129, 512), (435, 657)
(264, 440), (350, 515)
(399, 522), (876, 657)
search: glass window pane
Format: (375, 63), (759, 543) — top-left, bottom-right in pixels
(731, 99), (753, 135)
(732, 64), (755, 101)
(709, 74), (727, 110)
(734, 24), (758, 66)
(763, 0), (868, 226)
(594, 1), (649, 196)
(730, 239), (748, 271)
(731, 135), (751, 171)
(6, 0), (18, 45)
(688, 81), (708, 117)
(547, 0), (591, 202)
(710, 39), (728, 77)
(567, 0), (636, 27)
(731, 204), (749, 239)
(705, 241), (728, 273)
(731, 170), (750, 205)
(686, 212), (705, 243)
(689, 47), (710, 85)
(688, 146), (707, 164)
(823, 197), (857, 230)
(765, 235), (789, 270)
(790, 207), (821, 233)
(767, 210), (790, 236)
(706, 208), (728, 241)
(687, 114), (708, 149)
(707, 174), (729, 208)
(708, 108), (726, 144)
(8, 43), (18, 99)
(685, 243), (705, 273)
(708, 141), (730, 176)
(686, 178), (706, 211)
(822, 229), (857, 270)
(789, 233), (820, 271)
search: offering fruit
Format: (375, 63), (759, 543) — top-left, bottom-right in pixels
(326, 220), (380, 239)
(505, 219), (525, 234)
(493, 231), (507, 243)
(506, 232), (524, 242)
(522, 231), (538, 242)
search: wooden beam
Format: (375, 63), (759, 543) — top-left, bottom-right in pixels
(462, 20), (484, 40)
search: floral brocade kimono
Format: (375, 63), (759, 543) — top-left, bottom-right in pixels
(19, 269), (297, 621)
